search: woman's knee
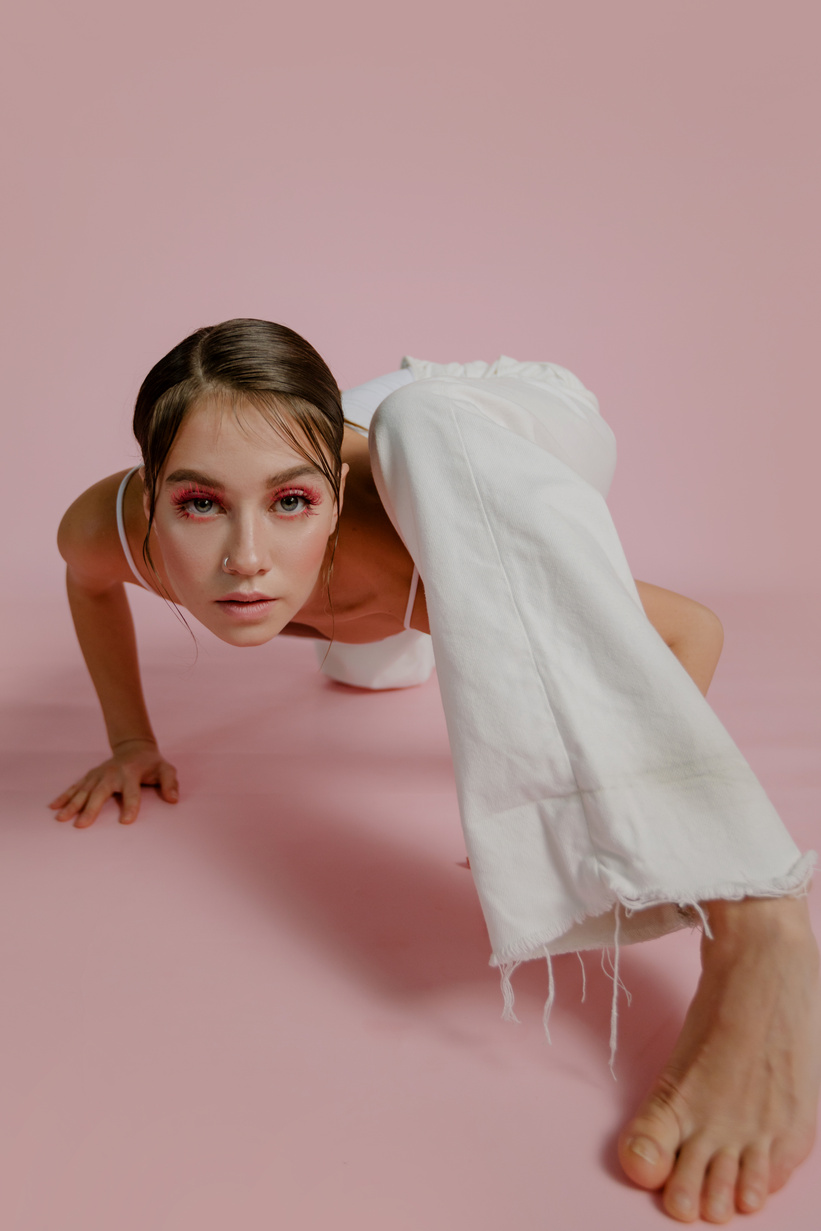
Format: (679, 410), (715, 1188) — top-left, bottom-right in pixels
(371, 379), (453, 426)
(369, 379), (458, 460)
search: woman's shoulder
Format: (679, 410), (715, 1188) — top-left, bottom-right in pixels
(57, 469), (137, 584)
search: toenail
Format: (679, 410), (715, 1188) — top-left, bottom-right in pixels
(669, 1191), (692, 1216)
(707, 1196), (728, 1219)
(627, 1136), (659, 1165)
(741, 1188), (761, 1209)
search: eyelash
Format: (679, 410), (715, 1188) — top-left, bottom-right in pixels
(170, 486), (321, 520)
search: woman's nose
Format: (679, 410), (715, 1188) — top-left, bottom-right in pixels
(222, 517), (270, 576)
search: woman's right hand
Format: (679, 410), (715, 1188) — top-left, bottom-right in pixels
(48, 739), (179, 828)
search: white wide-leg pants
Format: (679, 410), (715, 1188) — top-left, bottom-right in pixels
(364, 364), (814, 971)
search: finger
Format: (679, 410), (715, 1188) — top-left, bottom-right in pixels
(157, 762), (179, 804)
(55, 787), (91, 822)
(118, 784), (142, 825)
(73, 783), (112, 828)
(49, 779), (86, 809)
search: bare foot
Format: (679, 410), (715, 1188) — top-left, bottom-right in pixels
(617, 894), (821, 1222)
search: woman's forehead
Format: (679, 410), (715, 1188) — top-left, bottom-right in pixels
(173, 395), (311, 461)
(162, 394), (334, 489)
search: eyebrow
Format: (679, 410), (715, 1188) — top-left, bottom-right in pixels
(164, 464), (325, 489)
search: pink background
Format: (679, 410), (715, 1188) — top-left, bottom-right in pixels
(1, 2), (820, 1228)
(3, 0), (821, 603)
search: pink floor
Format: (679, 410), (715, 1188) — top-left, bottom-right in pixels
(1, 587), (819, 1230)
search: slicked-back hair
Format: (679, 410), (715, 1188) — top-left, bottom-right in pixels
(133, 318), (349, 589)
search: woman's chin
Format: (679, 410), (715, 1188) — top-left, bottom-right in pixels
(219, 627), (280, 647)
(195, 609), (287, 648)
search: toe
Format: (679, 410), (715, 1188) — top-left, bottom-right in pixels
(619, 1088), (685, 1189)
(618, 1132), (670, 1189)
(663, 1139), (711, 1224)
(737, 1145), (770, 1213)
(702, 1150), (739, 1224)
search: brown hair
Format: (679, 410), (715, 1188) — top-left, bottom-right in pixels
(133, 318), (351, 593)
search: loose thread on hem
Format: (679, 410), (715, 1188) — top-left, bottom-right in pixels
(690, 899), (714, 940)
(499, 960), (522, 1023)
(490, 856), (817, 968)
(577, 951), (587, 1003)
(493, 877), (815, 1079)
(607, 901), (622, 1079)
(542, 952), (556, 1043)
(601, 940), (632, 1006)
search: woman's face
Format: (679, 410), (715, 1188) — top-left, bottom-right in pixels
(146, 395), (347, 647)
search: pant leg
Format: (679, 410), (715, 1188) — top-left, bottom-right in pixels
(368, 374), (815, 968)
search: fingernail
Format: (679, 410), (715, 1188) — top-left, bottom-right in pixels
(741, 1188), (761, 1209)
(627, 1136), (659, 1166)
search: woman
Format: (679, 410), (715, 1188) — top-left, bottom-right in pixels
(51, 319), (820, 1223)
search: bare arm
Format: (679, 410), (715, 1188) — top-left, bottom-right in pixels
(48, 477), (178, 827)
(64, 568), (158, 751)
(634, 579), (725, 697)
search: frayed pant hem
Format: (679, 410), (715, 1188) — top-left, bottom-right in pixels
(489, 852), (816, 1078)
(488, 849), (817, 969)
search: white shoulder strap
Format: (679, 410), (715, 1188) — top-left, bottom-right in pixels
(403, 565), (420, 630)
(116, 467), (156, 593)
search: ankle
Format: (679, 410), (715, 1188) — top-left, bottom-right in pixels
(703, 894), (817, 951)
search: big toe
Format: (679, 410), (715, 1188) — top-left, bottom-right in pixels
(619, 1098), (683, 1190)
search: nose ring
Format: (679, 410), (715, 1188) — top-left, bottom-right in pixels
(222, 556), (230, 571)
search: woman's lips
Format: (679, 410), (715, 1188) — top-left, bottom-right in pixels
(216, 593), (278, 621)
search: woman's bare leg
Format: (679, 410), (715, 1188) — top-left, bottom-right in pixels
(619, 893), (821, 1222)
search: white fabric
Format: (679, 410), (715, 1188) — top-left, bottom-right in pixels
(366, 364), (815, 967)
(403, 564), (420, 630)
(314, 628), (436, 690)
(316, 355), (615, 690)
(400, 353), (602, 422)
(341, 367), (415, 432)
(314, 366), (436, 689)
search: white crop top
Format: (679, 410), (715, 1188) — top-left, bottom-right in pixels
(115, 365), (421, 629)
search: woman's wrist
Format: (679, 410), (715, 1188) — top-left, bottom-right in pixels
(110, 735), (158, 755)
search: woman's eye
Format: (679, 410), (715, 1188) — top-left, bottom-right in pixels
(176, 495), (220, 517)
(275, 493), (308, 514)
